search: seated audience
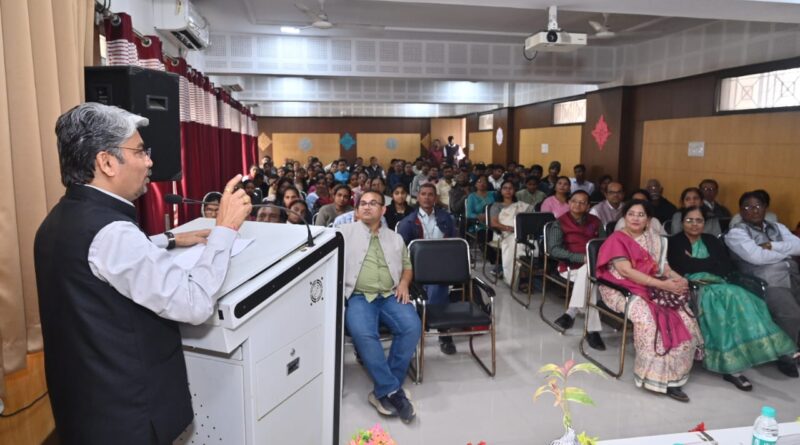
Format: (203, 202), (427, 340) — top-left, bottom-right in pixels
(334, 160), (350, 184)
(489, 180), (533, 285)
(590, 175), (612, 203)
(569, 164), (595, 195)
(387, 161), (405, 190)
(548, 191), (606, 350)
(516, 175), (546, 207)
(202, 191), (221, 219)
(400, 163), (415, 192)
(614, 189), (667, 236)
(729, 189), (778, 227)
(669, 206), (798, 387)
(340, 190), (419, 423)
(410, 163), (430, 198)
(436, 165), (455, 208)
(645, 179), (677, 223)
(448, 172), (470, 217)
(488, 164), (505, 191)
(277, 185), (302, 210)
(540, 176), (571, 217)
(366, 156), (385, 179)
(314, 185), (353, 226)
(287, 200), (310, 225)
(538, 161), (561, 195)
(306, 178), (331, 212)
(597, 200), (703, 402)
(466, 175), (495, 233)
(669, 187), (722, 236)
(385, 184), (413, 230)
(369, 176), (392, 206)
(256, 206), (282, 223)
(699, 179), (732, 219)
(397, 184), (458, 354)
(589, 182), (624, 226)
(725, 191), (800, 350)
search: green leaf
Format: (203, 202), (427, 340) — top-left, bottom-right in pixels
(538, 363), (564, 380)
(533, 385), (552, 401)
(567, 362), (607, 378)
(564, 387), (595, 406)
(577, 431), (600, 445)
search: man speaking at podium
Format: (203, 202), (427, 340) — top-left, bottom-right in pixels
(34, 103), (252, 445)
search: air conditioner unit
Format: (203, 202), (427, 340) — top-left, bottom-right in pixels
(154, 0), (210, 51)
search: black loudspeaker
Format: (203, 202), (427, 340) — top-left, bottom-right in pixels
(85, 66), (181, 182)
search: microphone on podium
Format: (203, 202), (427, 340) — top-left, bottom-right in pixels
(164, 194), (315, 247)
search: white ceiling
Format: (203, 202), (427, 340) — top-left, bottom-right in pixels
(189, 0), (800, 116)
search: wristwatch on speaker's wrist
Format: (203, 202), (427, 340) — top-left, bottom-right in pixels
(165, 231), (176, 250)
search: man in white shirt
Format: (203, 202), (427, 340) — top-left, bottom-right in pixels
(34, 103), (252, 444)
(569, 164), (595, 195)
(436, 165), (454, 208)
(725, 191), (800, 373)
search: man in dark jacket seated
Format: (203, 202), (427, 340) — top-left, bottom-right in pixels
(397, 183), (458, 354)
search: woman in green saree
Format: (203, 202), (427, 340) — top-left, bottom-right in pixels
(668, 206), (798, 391)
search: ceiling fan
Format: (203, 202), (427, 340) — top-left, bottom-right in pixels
(587, 13), (665, 40)
(293, 0), (383, 32)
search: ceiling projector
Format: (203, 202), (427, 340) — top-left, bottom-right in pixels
(524, 6), (587, 53)
(525, 30), (587, 52)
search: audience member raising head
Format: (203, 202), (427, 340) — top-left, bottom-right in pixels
(256, 205), (283, 223)
(570, 164), (595, 195)
(385, 184), (412, 230)
(314, 184), (353, 226)
(699, 179), (732, 219)
(287, 200), (310, 225)
(516, 175), (546, 207)
(202, 191), (222, 219)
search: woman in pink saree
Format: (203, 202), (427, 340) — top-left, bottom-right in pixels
(597, 199), (703, 402)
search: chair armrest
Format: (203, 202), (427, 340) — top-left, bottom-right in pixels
(472, 276), (496, 299)
(596, 277), (635, 297)
(726, 271), (768, 298)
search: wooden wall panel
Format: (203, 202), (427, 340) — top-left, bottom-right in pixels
(430, 118), (465, 149)
(518, 126), (582, 171)
(355, 134), (422, 165)
(257, 117), (429, 166)
(272, 133), (341, 166)
(641, 112), (800, 225)
(468, 131), (493, 165)
(582, 88), (624, 181)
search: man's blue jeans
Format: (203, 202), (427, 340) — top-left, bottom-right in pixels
(346, 294), (421, 398)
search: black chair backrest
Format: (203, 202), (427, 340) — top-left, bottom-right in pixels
(409, 238), (472, 285)
(514, 212), (555, 243)
(663, 219), (673, 234)
(719, 217), (731, 234)
(605, 221), (617, 236)
(586, 238), (605, 280)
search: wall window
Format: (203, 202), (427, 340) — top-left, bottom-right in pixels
(719, 67), (800, 111)
(478, 113), (493, 130)
(553, 98), (586, 124)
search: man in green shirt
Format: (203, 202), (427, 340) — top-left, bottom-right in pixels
(340, 190), (420, 423)
(516, 175), (547, 207)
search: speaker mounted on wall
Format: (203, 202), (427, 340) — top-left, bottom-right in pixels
(84, 66), (182, 182)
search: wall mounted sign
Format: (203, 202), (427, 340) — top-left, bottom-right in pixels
(591, 115), (611, 151)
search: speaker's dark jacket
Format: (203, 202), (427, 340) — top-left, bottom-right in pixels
(34, 185), (192, 445)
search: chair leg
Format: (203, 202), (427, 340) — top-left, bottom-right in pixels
(579, 286), (629, 379)
(418, 307), (427, 383)
(468, 333), (496, 377)
(509, 245), (527, 307)
(564, 277), (571, 310)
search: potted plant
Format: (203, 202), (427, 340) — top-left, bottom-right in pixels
(534, 359), (605, 445)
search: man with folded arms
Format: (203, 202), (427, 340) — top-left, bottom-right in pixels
(339, 190), (420, 423)
(35, 103), (251, 444)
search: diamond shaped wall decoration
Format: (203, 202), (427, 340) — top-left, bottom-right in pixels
(298, 137), (313, 152)
(592, 115), (611, 151)
(340, 133), (356, 151)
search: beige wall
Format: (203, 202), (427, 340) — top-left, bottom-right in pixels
(356, 133), (422, 165)
(518, 125), (582, 172)
(641, 112), (800, 226)
(431, 118), (465, 149)
(468, 131), (493, 165)
(272, 133), (341, 166)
